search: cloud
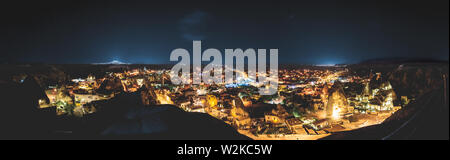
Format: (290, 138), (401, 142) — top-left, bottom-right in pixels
(179, 10), (212, 41)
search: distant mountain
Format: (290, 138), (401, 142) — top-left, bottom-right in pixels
(359, 57), (448, 64)
(93, 60), (129, 65)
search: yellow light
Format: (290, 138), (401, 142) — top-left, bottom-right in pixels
(332, 105), (341, 120)
(156, 93), (173, 104)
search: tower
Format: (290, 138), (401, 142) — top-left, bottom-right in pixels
(326, 82), (348, 120)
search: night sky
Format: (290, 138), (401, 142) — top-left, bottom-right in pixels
(1, 0), (448, 64)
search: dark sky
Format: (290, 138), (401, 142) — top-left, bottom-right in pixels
(1, 0), (448, 64)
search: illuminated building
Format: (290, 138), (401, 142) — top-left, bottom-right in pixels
(326, 82), (348, 120)
(238, 92), (253, 107)
(155, 90), (174, 104)
(265, 114), (282, 124)
(206, 94), (218, 107)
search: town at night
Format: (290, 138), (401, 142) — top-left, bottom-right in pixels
(0, 0), (448, 158)
(1, 61), (447, 140)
